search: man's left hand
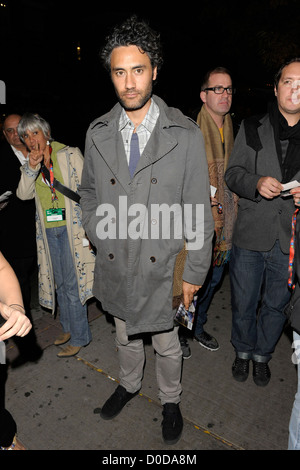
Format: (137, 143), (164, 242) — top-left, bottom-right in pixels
(182, 280), (201, 310)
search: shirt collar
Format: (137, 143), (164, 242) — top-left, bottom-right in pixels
(119, 98), (159, 133)
(11, 145), (29, 165)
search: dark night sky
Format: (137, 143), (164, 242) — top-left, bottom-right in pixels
(1, 0), (300, 149)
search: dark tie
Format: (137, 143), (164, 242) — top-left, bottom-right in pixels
(129, 132), (140, 178)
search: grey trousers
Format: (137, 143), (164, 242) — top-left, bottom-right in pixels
(114, 318), (182, 405)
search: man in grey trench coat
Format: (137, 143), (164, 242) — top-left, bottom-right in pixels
(79, 16), (214, 445)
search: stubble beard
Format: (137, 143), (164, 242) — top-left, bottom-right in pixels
(117, 84), (153, 112)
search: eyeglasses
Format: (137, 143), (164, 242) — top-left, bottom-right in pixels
(203, 86), (235, 95)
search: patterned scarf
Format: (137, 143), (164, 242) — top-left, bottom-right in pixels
(197, 105), (238, 266)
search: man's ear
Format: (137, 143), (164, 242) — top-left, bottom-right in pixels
(200, 90), (206, 104)
(152, 66), (158, 81)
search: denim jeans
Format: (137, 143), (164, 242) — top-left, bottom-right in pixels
(194, 264), (225, 336)
(46, 226), (91, 347)
(289, 331), (300, 450)
(230, 241), (289, 362)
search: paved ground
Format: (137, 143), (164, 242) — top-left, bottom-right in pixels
(2, 271), (297, 451)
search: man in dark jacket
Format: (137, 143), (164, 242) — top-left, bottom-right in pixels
(225, 58), (300, 387)
(80, 16), (214, 445)
(0, 114), (42, 367)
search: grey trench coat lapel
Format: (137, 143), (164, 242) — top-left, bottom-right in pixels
(91, 119), (178, 190)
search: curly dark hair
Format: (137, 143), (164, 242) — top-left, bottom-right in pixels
(100, 16), (163, 73)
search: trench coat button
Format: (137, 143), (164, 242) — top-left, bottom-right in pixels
(150, 256), (156, 262)
(110, 178), (116, 185)
(108, 253), (114, 260)
(151, 178), (157, 184)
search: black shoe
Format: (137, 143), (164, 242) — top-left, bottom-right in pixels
(162, 403), (183, 445)
(194, 331), (219, 351)
(179, 337), (191, 359)
(252, 361), (271, 387)
(232, 357), (249, 382)
(100, 385), (139, 420)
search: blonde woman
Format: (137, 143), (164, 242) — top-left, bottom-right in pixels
(0, 251), (31, 450)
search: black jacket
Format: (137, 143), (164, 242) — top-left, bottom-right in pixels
(0, 141), (36, 260)
(225, 113), (296, 254)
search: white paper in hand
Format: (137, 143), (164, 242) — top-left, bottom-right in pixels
(281, 181), (300, 197)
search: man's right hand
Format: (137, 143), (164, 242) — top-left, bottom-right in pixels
(256, 176), (283, 199)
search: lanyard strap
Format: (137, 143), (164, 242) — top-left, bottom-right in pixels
(41, 145), (58, 203)
(41, 159), (80, 204)
(288, 208), (299, 290)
